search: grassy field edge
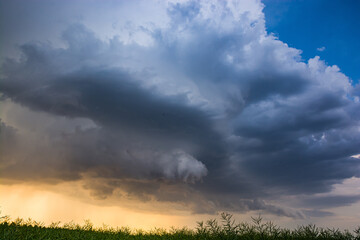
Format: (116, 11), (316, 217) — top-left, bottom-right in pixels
(1, 212), (360, 239)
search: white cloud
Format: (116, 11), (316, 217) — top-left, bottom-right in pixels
(317, 46), (326, 52)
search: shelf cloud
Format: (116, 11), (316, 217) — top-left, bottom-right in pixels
(1, 0), (360, 218)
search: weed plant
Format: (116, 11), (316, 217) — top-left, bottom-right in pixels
(1, 212), (360, 240)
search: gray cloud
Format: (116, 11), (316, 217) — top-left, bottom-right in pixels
(300, 195), (360, 209)
(302, 209), (334, 218)
(1, 0), (360, 218)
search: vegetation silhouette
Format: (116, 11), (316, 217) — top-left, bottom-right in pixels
(1, 211), (360, 239)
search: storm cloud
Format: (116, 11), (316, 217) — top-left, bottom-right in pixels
(1, 0), (360, 218)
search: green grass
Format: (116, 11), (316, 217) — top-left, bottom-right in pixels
(1, 213), (360, 240)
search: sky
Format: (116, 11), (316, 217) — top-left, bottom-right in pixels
(0, 0), (360, 230)
(263, 0), (360, 84)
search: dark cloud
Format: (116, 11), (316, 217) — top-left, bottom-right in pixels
(232, 93), (360, 194)
(1, 0), (360, 218)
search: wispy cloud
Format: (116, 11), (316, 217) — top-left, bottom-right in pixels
(317, 46), (326, 52)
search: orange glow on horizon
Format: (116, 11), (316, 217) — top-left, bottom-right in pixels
(0, 183), (206, 230)
(2, 181), (360, 231)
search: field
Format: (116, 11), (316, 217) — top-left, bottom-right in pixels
(1, 213), (360, 240)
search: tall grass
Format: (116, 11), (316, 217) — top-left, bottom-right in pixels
(1, 212), (360, 239)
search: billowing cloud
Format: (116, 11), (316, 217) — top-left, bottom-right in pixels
(1, 0), (360, 218)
